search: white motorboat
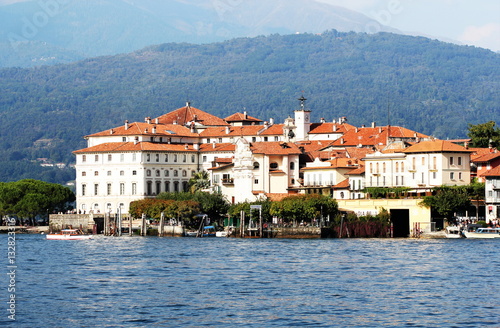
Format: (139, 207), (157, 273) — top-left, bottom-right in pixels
(445, 226), (463, 239)
(46, 229), (94, 240)
(462, 227), (500, 239)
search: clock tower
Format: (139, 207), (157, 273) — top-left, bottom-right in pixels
(294, 95), (311, 141)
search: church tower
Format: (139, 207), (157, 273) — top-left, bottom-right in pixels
(294, 95), (311, 141)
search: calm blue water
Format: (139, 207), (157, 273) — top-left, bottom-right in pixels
(1, 235), (499, 328)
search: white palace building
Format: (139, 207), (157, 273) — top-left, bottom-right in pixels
(74, 98), (473, 216)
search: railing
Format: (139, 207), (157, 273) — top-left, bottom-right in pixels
(222, 178), (234, 185)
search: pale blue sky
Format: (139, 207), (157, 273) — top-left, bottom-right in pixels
(319, 0), (500, 51)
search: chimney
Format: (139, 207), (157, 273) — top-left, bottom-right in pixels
(193, 143), (200, 150)
(110, 129), (114, 134)
(186, 101), (191, 108)
(145, 117), (151, 124)
(379, 127), (382, 133)
(269, 118), (274, 125)
(134, 137), (138, 145)
(145, 128), (148, 134)
(185, 144), (189, 150)
(244, 111), (247, 119)
(355, 127), (358, 133)
(152, 126), (156, 134)
(173, 120), (177, 125)
(225, 126), (230, 134)
(191, 122), (196, 133)
(464, 141), (469, 149)
(333, 125), (337, 132)
(212, 141), (216, 149)
(340, 138), (344, 144)
(320, 118), (325, 123)
(125, 120), (129, 130)
(155, 118), (159, 124)
(372, 122), (376, 128)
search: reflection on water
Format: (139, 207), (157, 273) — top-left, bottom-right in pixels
(1, 236), (499, 327)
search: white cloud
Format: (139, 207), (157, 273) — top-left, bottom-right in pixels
(460, 23), (500, 51)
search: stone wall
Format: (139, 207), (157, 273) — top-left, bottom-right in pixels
(49, 214), (98, 233)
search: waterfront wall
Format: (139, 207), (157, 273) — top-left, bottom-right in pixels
(265, 227), (322, 239)
(49, 214), (98, 233)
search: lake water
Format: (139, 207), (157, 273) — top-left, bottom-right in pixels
(1, 235), (499, 328)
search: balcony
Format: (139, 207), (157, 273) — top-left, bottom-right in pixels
(222, 178), (234, 185)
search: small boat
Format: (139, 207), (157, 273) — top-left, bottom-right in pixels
(445, 226), (463, 239)
(462, 227), (500, 239)
(46, 229), (94, 240)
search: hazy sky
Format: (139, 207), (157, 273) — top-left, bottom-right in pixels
(1, 0), (498, 51)
(318, 0), (500, 51)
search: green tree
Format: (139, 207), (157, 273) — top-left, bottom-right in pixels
(419, 186), (471, 221)
(0, 179), (75, 219)
(188, 171), (210, 193)
(467, 121), (500, 148)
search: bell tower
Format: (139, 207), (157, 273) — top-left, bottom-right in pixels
(294, 95), (311, 141)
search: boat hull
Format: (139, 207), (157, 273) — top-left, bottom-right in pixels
(46, 234), (93, 240)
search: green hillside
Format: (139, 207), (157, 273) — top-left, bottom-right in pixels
(0, 31), (499, 184)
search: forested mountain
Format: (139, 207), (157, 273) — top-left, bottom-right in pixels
(0, 31), (499, 184)
(0, 0), (398, 68)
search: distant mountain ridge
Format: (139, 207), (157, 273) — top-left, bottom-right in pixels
(0, 0), (398, 67)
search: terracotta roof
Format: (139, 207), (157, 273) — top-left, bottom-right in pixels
(155, 105), (228, 126)
(259, 124), (284, 136)
(250, 142), (302, 155)
(345, 165), (365, 175)
(224, 112), (262, 123)
(302, 158), (360, 171)
(73, 142), (198, 153)
(309, 122), (355, 134)
(208, 163), (234, 171)
(199, 125), (263, 137)
(402, 139), (472, 153)
(87, 122), (197, 138)
(199, 143), (236, 152)
(331, 126), (428, 147)
(333, 178), (350, 189)
(265, 193), (295, 201)
(482, 166), (500, 177)
(471, 151), (500, 163)
(345, 147), (374, 160)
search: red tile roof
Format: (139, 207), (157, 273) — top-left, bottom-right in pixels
(155, 105), (228, 126)
(199, 143), (236, 152)
(199, 125), (263, 137)
(250, 142), (302, 155)
(482, 166), (500, 177)
(87, 122), (197, 138)
(331, 126), (428, 147)
(333, 178), (350, 189)
(224, 112), (262, 123)
(402, 139), (472, 153)
(471, 151), (500, 163)
(345, 165), (365, 175)
(309, 122), (355, 134)
(73, 142), (198, 153)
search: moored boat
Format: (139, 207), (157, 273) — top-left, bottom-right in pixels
(462, 227), (500, 239)
(445, 226), (463, 239)
(46, 229), (93, 240)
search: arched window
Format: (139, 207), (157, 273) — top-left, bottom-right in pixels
(182, 170), (187, 177)
(156, 170), (160, 177)
(146, 170), (151, 177)
(270, 162), (278, 170)
(173, 170), (178, 177)
(253, 162), (260, 169)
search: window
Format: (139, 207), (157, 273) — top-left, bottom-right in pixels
(132, 170), (137, 176)
(94, 171), (99, 176)
(82, 155), (86, 163)
(165, 154), (169, 162)
(383, 163), (386, 173)
(450, 157), (454, 165)
(94, 184), (99, 196)
(147, 181), (152, 196)
(191, 155), (196, 163)
(433, 172), (437, 179)
(203, 156), (207, 163)
(254, 179), (258, 184)
(147, 154), (151, 162)
(421, 157), (425, 166)
(270, 162), (278, 170)
(165, 181), (170, 192)
(122, 137), (126, 142)
(218, 138), (222, 143)
(412, 157), (416, 170)
(264, 137), (268, 141)
(252, 137), (256, 142)
(156, 170), (160, 177)
(107, 183), (112, 195)
(174, 170), (178, 177)
(146, 170), (151, 177)
(108, 154), (112, 161)
(156, 154), (160, 162)
(156, 181), (161, 195)
(174, 154), (178, 162)
(82, 171), (86, 177)
(450, 172), (455, 180)
(458, 157), (462, 166)
(183, 154), (187, 163)
(433, 157), (437, 170)
(274, 136), (279, 141)
(459, 172), (462, 180)
(253, 162), (260, 169)
(107, 171), (111, 176)
(174, 181), (179, 192)
(165, 170), (169, 177)
(82, 184), (86, 196)
(206, 139), (210, 143)
(120, 170), (124, 176)
(132, 153), (137, 161)
(95, 155), (99, 162)
(182, 170), (187, 177)
(401, 162), (405, 172)
(395, 162), (399, 173)
(120, 154), (124, 162)
(290, 162), (295, 170)
(120, 183), (125, 195)
(132, 183), (137, 195)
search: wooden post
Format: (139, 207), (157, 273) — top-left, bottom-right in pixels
(141, 213), (146, 236)
(129, 216), (133, 236)
(159, 212), (164, 237)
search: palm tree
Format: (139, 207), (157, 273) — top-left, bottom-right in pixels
(188, 171), (210, 193)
